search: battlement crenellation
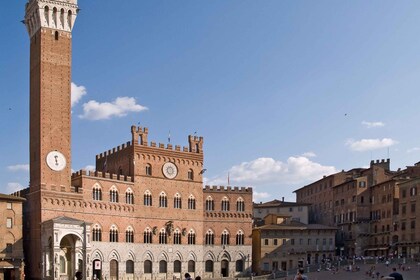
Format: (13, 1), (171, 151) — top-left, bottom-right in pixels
(204, 185), (252, 192)
(96, 142), (132, 160)
(71, 170), (133, 182)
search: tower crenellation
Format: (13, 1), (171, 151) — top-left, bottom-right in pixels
(25, 0), (78, 37)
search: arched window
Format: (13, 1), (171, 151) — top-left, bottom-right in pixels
(125, 188), (134, 204)
(159, 228), (167, 244)
(126, 226), (134, 243)
(159, 260), (167, 273)
(221, 229), (230, 245)
(109, 225), (118, 242)
(52, 7), (57, 27)
(110, 186), (119, 203)
(188, 169), (194, 180)
(236, 230), (244, 245)
(92, 224), (102, 242)
(59, 8), (65, 29)
(174, 193), (182, 209)
(205, 196), (214, 211)
(174, 229), (181, 244)
(159, 192), (168, 208)
(144, 190), (152, 206)
(205, 229), (214, 245)
(44, 6), (49, 26)
(67, 10), (72, 30)
(188, 229), (196, 245)
(205, 260), (214, 272)
(146, 164), (152, 176)
(188, 260), (195, 272)
(188, 195), (196, 210)
(236, 197), (245, 212)
(144, 228), (152, 244)
(221, 197), (230, 211)
(174, 260), (181, 273)
(126, 260), (134, 274)
(92, 184), (102, 201)
(144, 260), (152, 274)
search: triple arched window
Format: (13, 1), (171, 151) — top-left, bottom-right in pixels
(110, 186), (119, 203)
(174, 193), (182, 209)
(159, 229), (167, 244)
(125, 188), (134, 204)
(236, 197), (245, 212)
(126, 226), (134, 243)
(144, 228), (153, 244)
(205, 229), (214, 245)
(236, 230), (244, 245)
(188, 195), (196, 210)
(221, 229), (230, 245)
(205, 196), (214, 211)
(92, 185), (102, 201)
(144, 190), (152, 206)
(92, 224), (102, 241)
(188, 230), (196, 245)
(221, 197), (230, 211)
(109, 225), (118, 242)
(174, 229), (182, 244)
(159, 192), (168, 208)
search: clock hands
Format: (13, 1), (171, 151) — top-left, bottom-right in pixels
(54, 155), (59, 165)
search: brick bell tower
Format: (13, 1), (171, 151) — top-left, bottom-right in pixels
(24, 0), (78, 278)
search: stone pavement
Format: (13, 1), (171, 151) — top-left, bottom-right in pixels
(279, 262), (420, 280)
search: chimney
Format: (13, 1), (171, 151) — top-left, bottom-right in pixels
(282, 197), (284, 202)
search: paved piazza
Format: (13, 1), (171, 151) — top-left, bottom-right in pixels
(276, 262), (420, 280)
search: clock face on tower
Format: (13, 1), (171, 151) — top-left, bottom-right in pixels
(46, 151), (67, 171)
(162, 162), (178, 179)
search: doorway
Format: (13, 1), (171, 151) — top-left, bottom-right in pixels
(221, 260), (229, 277)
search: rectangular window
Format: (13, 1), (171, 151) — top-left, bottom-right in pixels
(6, 203), (12, 210)
(264, 239), (269, 246)
(291, 239), (295, 245)
(411, 203), (416, 213)
(6, 218), (12, 228)
(273, 239), (278, 246)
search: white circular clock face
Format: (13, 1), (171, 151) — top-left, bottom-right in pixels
(162, 162), (178, 179)
(46, 151), (67, 171)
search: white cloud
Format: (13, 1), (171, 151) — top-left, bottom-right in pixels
(71, 82), (87, 107)
(302, 152), (316, 158)
(361, 121), (385, 128)
(346, 138), (398, 152)
(79, 97), (148, 120)
(253, 191), (271, 202)
(6, 182), (24, 193)
(407, 147), (420, 153)
(207, 156), (337, 187)
(84, 165), (96, 171)
(7, 164), (29, 172)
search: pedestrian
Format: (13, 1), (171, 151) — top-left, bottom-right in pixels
(184, 273), (192, 280)
(293, 268), (308, 280)
(195, 276), (201, 280)
(389, 267), (403, 280)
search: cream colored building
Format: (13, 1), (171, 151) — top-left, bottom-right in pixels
(252, 214), (336, 274)
(0, 194), (25, 280)
(253, 199), (310, 225)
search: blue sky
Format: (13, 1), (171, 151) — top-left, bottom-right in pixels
(2, 1), (420, 202)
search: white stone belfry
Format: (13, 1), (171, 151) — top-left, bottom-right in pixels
(24, 0), (78, 37)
